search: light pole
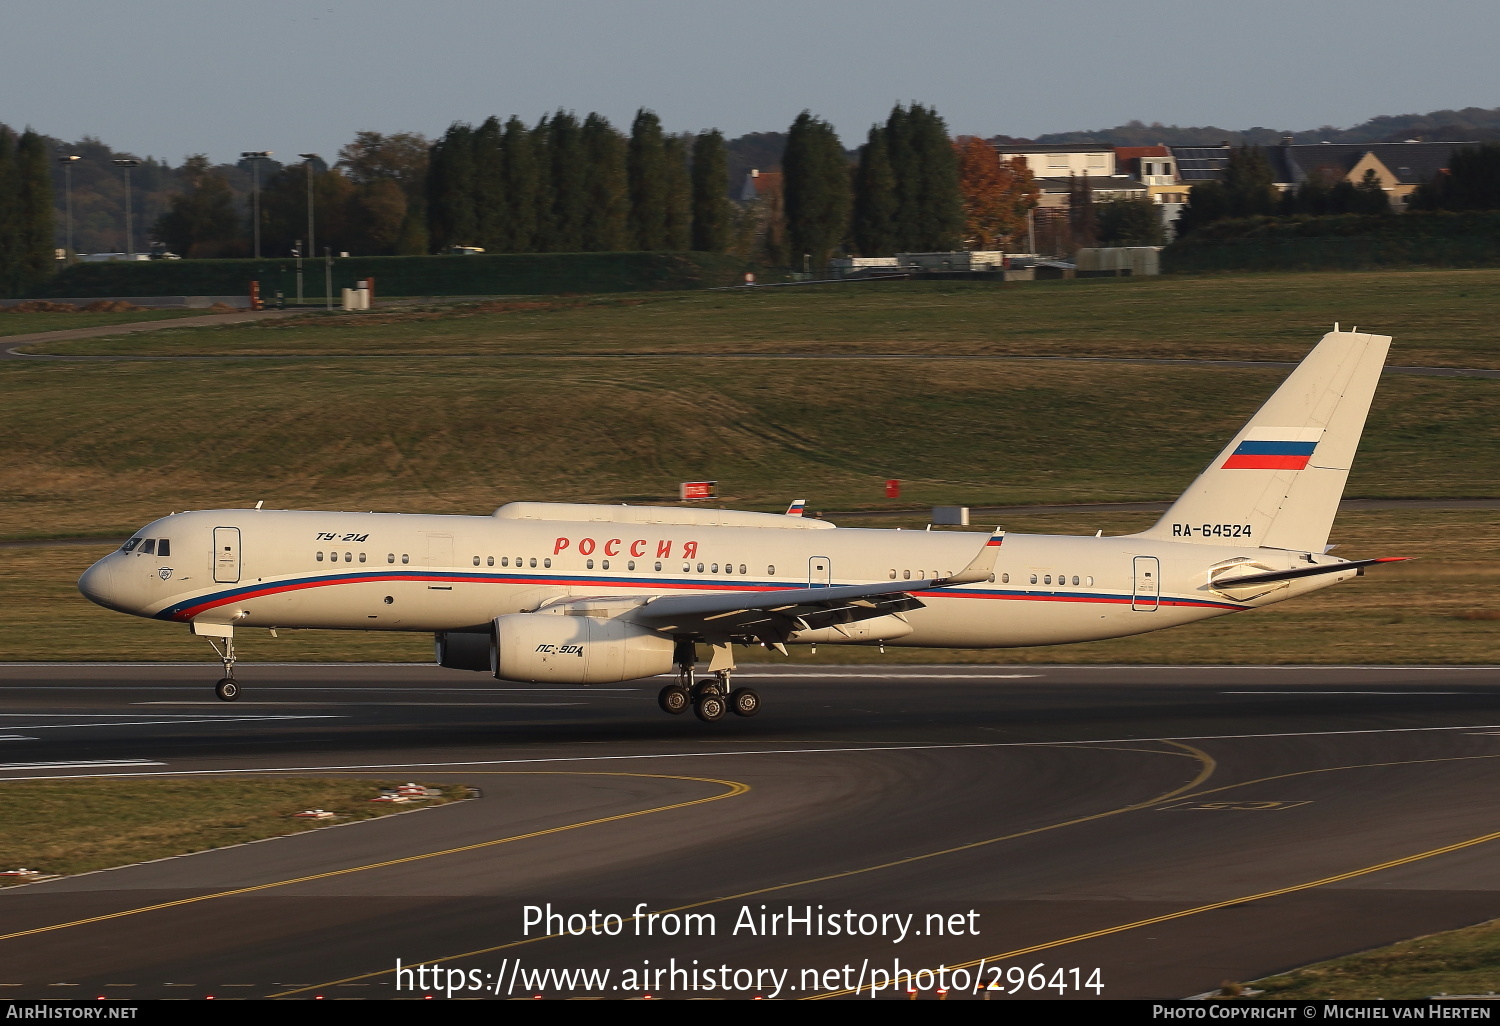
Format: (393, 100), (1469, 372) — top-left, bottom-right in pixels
(111, 158), (142, 256)
(240, 150), (274, 258)
(58, 155), (81, 260)
(298, 153), (320, 261)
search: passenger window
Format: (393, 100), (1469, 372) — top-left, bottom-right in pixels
(157, 539), (171, 557)
(739, 564), (747, 575)
(543, 558), (551, 568)
(387, 553), (395, 563)
(529, 558), (536, 568)
(768, 565), (775, 575)
(697, 562), (705, 573)
(359, 553), (366, 563)
(682, 562), (691, 573)
(1072, 575), (1079, 586)
(1044, 575), (1052, 585)
(601, 559), (609, 570)
(487, 556), (494, 566)
(889, 570), (897, 579)
(122, 538), (140, 552)
(628, 560), (636, 571)
(903, 569), (911, 580)
(654, 561), (662, 571)
(501, 557), (509, 567)
(402, 554), (410, 564)
(1001, 573), (1009, 583)
(586, 559), (594, 569)
(473, 556), (480, 566)
(711, 563), (719, 574)
(1030, 574), (1038, 584)
(317, 551), (324, 561)
(1086, 576), (1094, 586)
(140, 539), (156, 555)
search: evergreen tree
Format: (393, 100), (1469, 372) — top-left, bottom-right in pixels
(546, 110), (585, 252)
(16, 130), (55, 290)
(426, 123), (477, 250)
(1409, 144), (1500, 210)
(471, 116), (508, 250)
(662, 134), (692, 250)
(1222, 144), (1276, 217)
(1352, 167), (1391, 214)
(628, 109), (668, 249)
(1068, 173), (1098, 249)
(0, 129), (19, 296)
(394, 194), (431, 254)
(909, 104), (963, 249)
(884, 105), (919, 249)
(530, 115), (556, 250)
(783, 111), (851, 269)
(852, 125), (898, 255)
(580, 113), (629, 251)
(690, 129), (731, 252)
(1096, 196), (1164, 246)
(502, 116), (541, 252)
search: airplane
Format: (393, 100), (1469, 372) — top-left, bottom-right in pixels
(78, 328), (1407, 722)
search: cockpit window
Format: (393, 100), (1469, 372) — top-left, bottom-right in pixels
(139, 539), (157, 555)
(122, 538), (141, 552)
(157, 539), (170, 557)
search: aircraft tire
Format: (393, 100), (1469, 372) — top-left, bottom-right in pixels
(693, 693), (727, 723)
(658, 684), (689, 715)
(729, 687), (760, 717)
(214, 678), (240, 702)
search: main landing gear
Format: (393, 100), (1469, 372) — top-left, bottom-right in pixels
(658, 641), (760, 722)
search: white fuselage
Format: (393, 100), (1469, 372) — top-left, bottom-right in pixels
(79, 507), (1358, 650)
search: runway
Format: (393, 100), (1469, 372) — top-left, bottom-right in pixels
(1, 662), (1499, 1000)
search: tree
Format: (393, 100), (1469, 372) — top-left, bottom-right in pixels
(0, 129), (20, 295)
(502, 116), (541, 252)
(1222, 144), (1277, 217)
(471, 116), (508, 251)
(546, 111), (586, 252)
(351, 178), (408, 254)
(851, 125), (897, 255)
(15, 129), (55, 291)
(1352, 168), (1391, 214)
(153, 155), (242, 258)
(580, 113), (629, 251)
(1096, 196), (1165, 246)
(1068, 173), (1098, 249)
(690, 130), (731, 252)
(783, 111), (851, 269)
(628, 109), (669, 249)
(426, 123), (477, 250)
(662, 134), (692, 250)
(953, 136), (1037, 250)
(1409, 144), (1500, 210)
(530, 115), (556, 250)
(337, 130), (429, 197)
(909, 104), (963, 250)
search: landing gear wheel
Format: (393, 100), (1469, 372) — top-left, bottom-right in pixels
(658, 684), (689, 715)
(729, 687), (761, 718)
(214, 678), (240, 702)
(694, 679), (725, 697)
(693, 693), (727, 722)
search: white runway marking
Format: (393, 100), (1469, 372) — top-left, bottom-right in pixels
(735, 673), (1043, 680)
(0, 715), (343, 730)
(1222, 691), (1477, 695)
(0, 736), (38, 741)
(5, 722), (1500, 780)
(0, 759), (165, 770)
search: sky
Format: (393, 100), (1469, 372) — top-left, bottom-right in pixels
(5, 0), (1499, 165)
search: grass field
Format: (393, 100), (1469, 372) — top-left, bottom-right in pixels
(1247, 917), (1500, 999)
(0, 308), (206, 338)
(9, 509), (1495, 663)
(0, 356), (1494, 542)
(0, 777), (458, 883)
(19, 270), (1500, 368)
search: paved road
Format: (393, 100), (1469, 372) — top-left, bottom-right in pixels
(0, 309), (301, 355)
(1, 662), (1498, 1000)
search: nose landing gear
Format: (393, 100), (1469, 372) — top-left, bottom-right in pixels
(202, 632), (240, 702)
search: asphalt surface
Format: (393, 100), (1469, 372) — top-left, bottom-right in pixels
(2, 662), (1499, 1000)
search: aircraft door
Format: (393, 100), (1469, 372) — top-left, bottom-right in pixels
(1132, 556), (1160, 611)
(423, 533), (454, 567)
(808, 556), (832, 587)
(212, 527), (241, 583)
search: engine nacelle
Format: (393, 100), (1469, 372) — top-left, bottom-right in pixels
(435, 631), (493, 671)
(492, 612), (675, 685)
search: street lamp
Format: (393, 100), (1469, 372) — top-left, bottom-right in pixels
(298, 153), (320, 260)
(58, 155), (81, 260)
(240, 150), (274, 258)
(111, 158), (142, 256)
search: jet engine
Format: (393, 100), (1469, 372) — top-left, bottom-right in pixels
(435, 630), (493, 671)
(492, 612), (675, 685)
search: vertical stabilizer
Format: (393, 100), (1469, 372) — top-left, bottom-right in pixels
(1140, 329), (1391, 553)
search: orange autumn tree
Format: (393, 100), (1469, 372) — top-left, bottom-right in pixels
(954, 136), (1040, 249)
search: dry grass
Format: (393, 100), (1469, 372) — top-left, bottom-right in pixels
(7, 510), (1495, 664)
(20, 270), (1500, 367)
(1251, 917), (1500, 999)
(0, 777), (459, 883)
(0, 309), (203, 337)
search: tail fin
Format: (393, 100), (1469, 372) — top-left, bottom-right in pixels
(785, 499), (807, 517)
(1140, 328), (1391, 553)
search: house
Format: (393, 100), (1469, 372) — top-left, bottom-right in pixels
(739, 168), (783, 204)
(993, 143), (1116, 178)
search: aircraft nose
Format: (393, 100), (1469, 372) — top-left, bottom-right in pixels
(78, 558), (127, 612)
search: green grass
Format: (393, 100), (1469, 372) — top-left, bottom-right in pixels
(1248, 917), (1500, 999)
(9, 510), (1496, 663)
(21, 270), (1500, 368)
(0, 309), (206, 337)
(0, 777), (459, 883)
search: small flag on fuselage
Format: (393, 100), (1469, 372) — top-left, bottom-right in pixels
(785, 499), (807, 516)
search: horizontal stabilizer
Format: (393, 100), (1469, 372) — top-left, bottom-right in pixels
(1212, 556), (1409, 590)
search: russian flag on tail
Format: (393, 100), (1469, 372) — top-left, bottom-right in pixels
(784, 499), (807, 517)
(1222, 427), (1324, 470)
